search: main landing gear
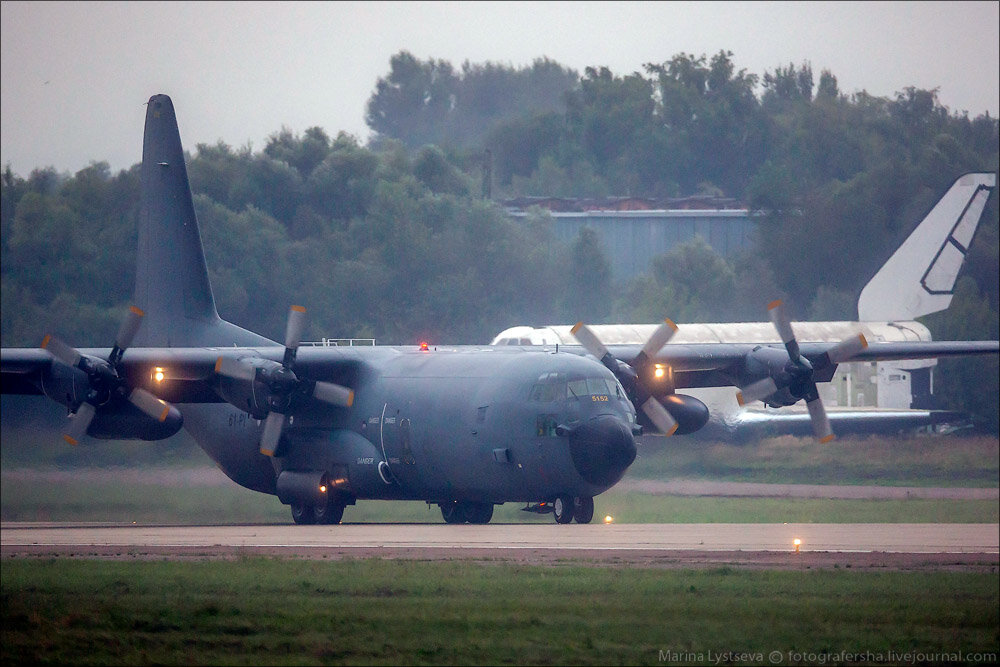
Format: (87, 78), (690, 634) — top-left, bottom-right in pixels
(523, 496), (595, 524)
(290, 496), (347, 525)
(439, 501), (494, 524)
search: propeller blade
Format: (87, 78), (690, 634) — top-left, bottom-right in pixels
(736, 377), (779, 406)
(259, 411), (286, 456)
(767, 299), (800, 362)
(312, 381), (354, 407)
(215, 356), (256, 382)
(826, 332), (869, 365)
(640, 396), (679, 436)
(128, 388), (174, 422)
(41, 334), (81, 368)
(63, 402), (96, 446)
(806, 396), (834, 443)
(285, 305), (307, 351)
(570, 322), (609, 360)
(640, 318), (678, 359)
(114, 305), (145, 352)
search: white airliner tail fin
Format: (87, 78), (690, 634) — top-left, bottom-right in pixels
(857, 172), (995, 321)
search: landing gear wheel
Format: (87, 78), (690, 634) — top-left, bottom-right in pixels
(314, 498), (346, 525)
(574, 496), (595, 524)
(466, 502), (494, 524)
(291, 503), (316, 525)
(440, 501), (467, 524)
(552, 495), (574, 524)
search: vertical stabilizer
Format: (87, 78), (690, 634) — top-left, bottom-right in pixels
(133, 94), (272, 348)
(857, 172), (995, 321)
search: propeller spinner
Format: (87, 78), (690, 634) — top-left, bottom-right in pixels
(214, 305), (354, 456)
(736, 300), (868, 443)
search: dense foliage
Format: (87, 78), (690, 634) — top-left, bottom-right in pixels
(2, 50), (997, 429)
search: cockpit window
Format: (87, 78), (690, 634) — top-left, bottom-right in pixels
(530, 375), (623, 401)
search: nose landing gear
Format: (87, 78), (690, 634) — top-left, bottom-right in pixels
(524, 495), (595, 524)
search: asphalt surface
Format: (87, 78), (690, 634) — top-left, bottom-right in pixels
(3, 522), (997, 571)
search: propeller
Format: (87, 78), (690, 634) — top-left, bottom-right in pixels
(40, 305), (178, 445)
(736, 300), (869, 443)
(214, 305), (355, 456)
(571, 319), (680, 435)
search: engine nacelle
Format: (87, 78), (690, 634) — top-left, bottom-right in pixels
(86, 401), (184, 441)
(659, 393), (710, 435)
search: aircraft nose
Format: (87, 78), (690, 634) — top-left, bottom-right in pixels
(568, 414), (637, 487)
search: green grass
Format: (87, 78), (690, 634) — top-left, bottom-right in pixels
(2, 559), (997, 665)
(630, 434), (999, 487)
(2, 473), (997, 524)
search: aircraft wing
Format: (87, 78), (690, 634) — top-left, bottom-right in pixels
(605, 340), (1000, 388)
(4, 340), (997, 399)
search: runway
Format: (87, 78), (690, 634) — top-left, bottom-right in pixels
(2, 522), (997, 570)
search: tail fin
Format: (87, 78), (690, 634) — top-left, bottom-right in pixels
(857, 172), (996, 321)
(133, 94), (272, 348)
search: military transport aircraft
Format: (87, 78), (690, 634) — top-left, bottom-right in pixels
(1, 95), (997, 525)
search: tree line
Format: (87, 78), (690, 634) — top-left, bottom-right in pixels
(2, 50), (997, 430)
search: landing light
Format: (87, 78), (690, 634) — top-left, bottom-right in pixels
(319, 485), (327, 493)
(420, 342), (429, 351)
(793, 538), (801, 553)
(654, 365), (665, 379)
(604, 515), (614, 524)
(153, 367), (165, 383)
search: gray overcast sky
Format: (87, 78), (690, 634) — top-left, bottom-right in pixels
(2, 1), (998, 177)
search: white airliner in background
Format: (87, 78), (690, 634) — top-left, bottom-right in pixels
(492, 172), (996, 439)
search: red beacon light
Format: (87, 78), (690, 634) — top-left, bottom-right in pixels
(419, 341), (430, 351)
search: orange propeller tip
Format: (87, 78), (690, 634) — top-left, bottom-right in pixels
(260, 448), (274, 457)
(666, 423), (679, 437)
(291, 305), (306, 313)
(570, 322), (583, 334)
(41, 334), (51, 349)
(736, 392), (745, 407)
(129, 305), (145, 316)
(767, 299), (783, 310)
(158, 406), (170, 422)
(347, 390), (355, 407)
(819, 434), (835, 444)
(664, 318), (678, 331)
(63, 434), (78, 446)
(858, 333), (869, 348)
(214, 357), (223, 372)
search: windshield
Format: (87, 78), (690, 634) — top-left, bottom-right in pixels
(529, 374), (623, 402)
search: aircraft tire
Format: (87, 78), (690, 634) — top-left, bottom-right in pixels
(466, 502), (494, 524)
(291, 503), (316, 525)
(314, 499), (346, 525)
(552, 495), (574, 524)
(440, 501), (467, 524)
(574, 496), (595, 524)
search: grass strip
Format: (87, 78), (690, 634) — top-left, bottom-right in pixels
(2, 559), (997, 665)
